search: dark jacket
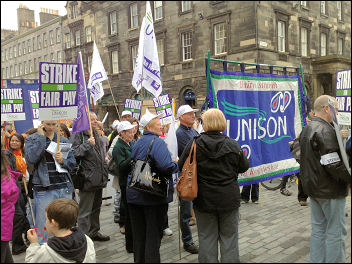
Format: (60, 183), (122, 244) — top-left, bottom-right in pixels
(127, 131), (178, 205)
(112, 137), (134, 187)
(179, 131), (249, 213)
(299, 116), (350, 199)
(176, 124), (199, 157)
(70, 130), (108, 192)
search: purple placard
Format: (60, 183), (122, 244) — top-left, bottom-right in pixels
(123, 98), (142, 120)
(152, 93), (173, 125)
(39, 62), (79, 120)
(335, 69), (351, 125)
(1, 87), (26, 121)
(28, 90), (41, 128)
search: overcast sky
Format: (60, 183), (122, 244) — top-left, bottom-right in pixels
(1, 1), (67, 30)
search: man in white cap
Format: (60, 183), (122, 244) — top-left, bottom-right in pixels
(176, 104), (199, 254)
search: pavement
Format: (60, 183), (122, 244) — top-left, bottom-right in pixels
(12, 183), (351, 263)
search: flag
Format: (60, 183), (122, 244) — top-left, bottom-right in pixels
(132, 1), (162, 98)
(87, 41), (108, 104)
(164, 118), (178, 159)
(72, 52), (90, 134)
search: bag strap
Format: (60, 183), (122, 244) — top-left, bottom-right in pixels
(188, 140), (196, 164)
(145, 138), (156, 161)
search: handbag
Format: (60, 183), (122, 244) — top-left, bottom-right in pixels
(129, 138), (169, 198)
(108, 158), (119, 176)
(177, 140), (197, 201)
(288, 136), (301, 164)
(70, 133), (85, 189)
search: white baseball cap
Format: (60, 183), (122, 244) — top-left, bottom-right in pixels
(111, 120), (120, 129)
(140, 108), (163, 128)
(177, 105), (199, 118)
(117, 121), (137, 133)
(121, 110), (132, 118)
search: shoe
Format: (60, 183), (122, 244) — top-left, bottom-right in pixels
(299, 201), (308, 206)
(90, 232), (110, 241)
(163, 227), (173, 236)
(280, 188), (292, 196)
(189, 218), (196, 226)
(114, 215), (120, 223)
(184, 242), (199, 254)
(120, 226), (125, 235)
(241, 200), (249, 204)
(12, 245), (27, 255)
(252, 200), (259, 204)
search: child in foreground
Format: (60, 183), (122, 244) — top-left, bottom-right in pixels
(25, 198), (96, 263)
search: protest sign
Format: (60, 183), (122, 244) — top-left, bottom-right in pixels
(123, 98), (142, 120)
(207, 70), (305, 186)
(28, 90), (41, 128)
(39, 62), (79, 121)
(335, 69), (351, 125)
(1, 87), (26, 121)
(152, 93), (173, 125)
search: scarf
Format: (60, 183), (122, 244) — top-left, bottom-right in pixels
(13, 149), (27, 175)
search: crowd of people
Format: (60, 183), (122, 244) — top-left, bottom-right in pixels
(1, 95), (351, 263)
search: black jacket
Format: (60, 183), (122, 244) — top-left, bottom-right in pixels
(70, 130), (108, 192)
(178, 131), (249, 213)
(299, 116), (350, 199)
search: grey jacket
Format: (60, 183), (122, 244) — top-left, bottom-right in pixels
(70, 130), (108, 192)
(24, 132), (76, 187)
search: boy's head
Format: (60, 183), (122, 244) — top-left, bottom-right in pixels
(45, 198), (79, 230)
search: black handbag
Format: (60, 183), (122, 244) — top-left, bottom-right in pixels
(70, 133), (85, 189)
(128, 138), (169, 198)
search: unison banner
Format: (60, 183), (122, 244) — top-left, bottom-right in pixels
(207, 70), (306, 186)
(335, 69), (351, 125)
(39, 62), (79, 120)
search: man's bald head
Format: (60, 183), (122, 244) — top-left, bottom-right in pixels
(313, 95), (335, 113)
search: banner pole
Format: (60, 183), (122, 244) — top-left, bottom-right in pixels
(299, 63), (307, 96)
(106, 79), (121, 120)
(206, 51), (211, 110)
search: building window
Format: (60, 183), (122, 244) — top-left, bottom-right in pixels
(28, 40), (31, 53)
(32, 37), (36, 51)
(71, 4), (78, 19)
(50, 30), (54, 45)
(300, 1), (307, 7)
(110, 11), (117, 35)
(75, 31), (80, 46)
(131, 45), (138, 69)
(29, 60), (33, 73)
(320, 1), (326, 15)
(23, 41), (26, 54)
(38, 56), (41, 65)
(15, 64), (18, 76)
(9, 47), (12, 59)
(1, 51), (4, 62)
(181, 1), (192, 12)
(130, 3), (138, 28)
(87, 55), (92, 72)
(24, 61), (28, 74)
(214, 22), (226, 55)
(13, 45), (17, 58)
(301, 27), (307, 56)
(320, 33), (327, 56)
(10, 66), (13, 77)
(154, 1), (163, 20)
(37, 36), (41, 50)
(6, 67), (8, 78)
(57, 51), (62, 63)
(56, 28), (61, 43)
(43, 33), (47, 47)
(337, 37), (343, 55)
(19, 63), (22, 75)
(65, 33), (71, 48)
(157, 39), (164, 65)
(34, 58), (37, 72)
(181, 31), (192, 61)
(86, 26), (92, 42)
(278, 20), (286, 52)
(50, 53), (55, 62)
(111, 50), (119, 73)
(337, 1), (342, 21)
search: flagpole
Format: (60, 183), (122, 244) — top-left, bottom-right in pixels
(106, 78), (121, 120)
(79, 52), (93, 136)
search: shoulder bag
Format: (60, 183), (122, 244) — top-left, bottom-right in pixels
(177, 140), (197, 201)
(128, 138), (169, 198)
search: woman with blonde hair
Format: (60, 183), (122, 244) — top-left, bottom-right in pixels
(179, 108), (250, 263)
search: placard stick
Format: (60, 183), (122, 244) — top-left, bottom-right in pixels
(57, 120), (61, 152)
(259, 182), (262, 208)
(106, 79), (121, 120)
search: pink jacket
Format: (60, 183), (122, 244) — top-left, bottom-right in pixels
(1, 166), (20, 241)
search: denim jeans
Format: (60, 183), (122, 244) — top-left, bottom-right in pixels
(310, 197), (347, 263)
(179, 198), (193, 245)
(33, 187), (73, 244)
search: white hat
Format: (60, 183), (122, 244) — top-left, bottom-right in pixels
(117, 121), (137, 133)
(121, 110), (132, 118)
(140, 108), (163, 128)
(111, 120), (120, 129)
(177, 105), (199, 118)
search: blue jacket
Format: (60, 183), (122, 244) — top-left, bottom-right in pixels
(176, 124), (199, 157)
(127, 131), (178, 205)
(25, 132), (76, 188)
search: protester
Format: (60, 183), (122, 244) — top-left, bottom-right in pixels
(71, 112), (110, 242)
(112, 121), (137, 252)
(127, 109), (178, 263)
(109, 111), (132, 147)
(3, 122), (16, 149)
(176, 104), (199, 254)
(299, 95), (350, 263)
(279, 175), (292, 196)
(25, 121), (76, 244)
(8, 133), (31, 255)
(129, 117), (142, 142)
(59, 123), (71, 139)
(241, 183), (259, 204)
(96, 121), (109, 161)
(179, 108), (250, 263)
(1, 143), (20, 263)
(25, 198), (96, 263)
(107, 120), (120, 141)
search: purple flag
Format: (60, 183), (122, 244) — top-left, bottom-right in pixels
(72, 52), (90, 134)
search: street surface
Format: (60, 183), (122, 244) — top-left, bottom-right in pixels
(13, 183), (351, 263)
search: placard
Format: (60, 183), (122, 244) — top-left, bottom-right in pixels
(335, 69), (351, 125)
(28, 90), (41, 128)
(152, 93), (173, 125)
(1, 87), (26, 121)
(123, 98), (142, 120)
